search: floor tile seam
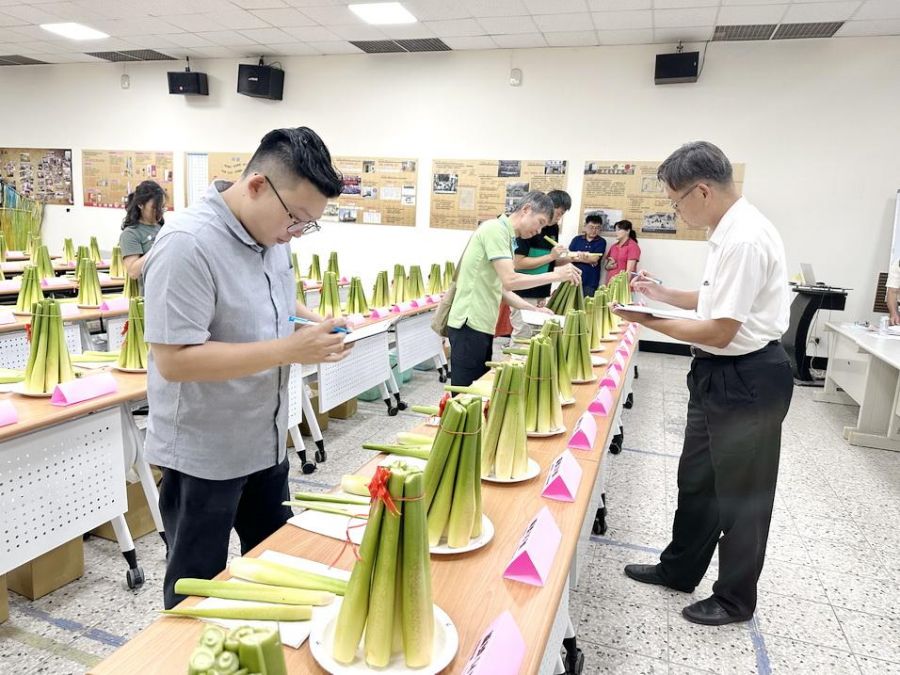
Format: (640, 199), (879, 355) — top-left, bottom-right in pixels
(0, 624), (103, 668)
(13, 604), (127, 648)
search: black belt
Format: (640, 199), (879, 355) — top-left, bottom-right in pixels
(690, 340), (780, 360)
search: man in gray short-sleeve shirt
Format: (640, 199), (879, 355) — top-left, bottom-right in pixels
(143, 127), (350, 609)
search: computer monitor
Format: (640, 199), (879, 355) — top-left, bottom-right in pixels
(800, 263), (816, 286)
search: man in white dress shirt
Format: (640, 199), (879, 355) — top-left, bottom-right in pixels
(612, 141), (793, 626)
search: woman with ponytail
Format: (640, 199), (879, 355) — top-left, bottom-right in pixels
(118, 179), (167, 279)
(604, 219), (641, 284)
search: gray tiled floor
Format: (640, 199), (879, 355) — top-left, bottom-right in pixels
(3, 350), (900, 674)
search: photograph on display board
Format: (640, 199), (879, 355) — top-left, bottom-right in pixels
(322, 156), (418, 227)
(580, 160), (745, 241)
(430, 159), (567, 230)
(82, 149), (174, 209)
(0, 147), (74, 204)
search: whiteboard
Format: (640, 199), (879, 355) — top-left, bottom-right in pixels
(185, 152), (209, 207)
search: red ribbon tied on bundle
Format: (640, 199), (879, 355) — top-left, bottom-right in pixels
(368, 465), (400, 516)
(121, 320), (129, 336)
(25, 323), (32, 342)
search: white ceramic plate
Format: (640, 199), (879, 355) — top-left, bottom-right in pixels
(309, 599), (458, 675)
(482, 458), (540, 484)
(571, 375), (598, 384)
(430, 514), (494, 555)
(12, 382), (52, 397)
(527, 425), (566, 438)
(111, 365), (147, 373)
(560, 397), (576, 406)
(591, 356), (608, 367)
(600, 336), (618, 343)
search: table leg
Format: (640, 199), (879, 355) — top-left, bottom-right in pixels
(109, 515), (144, 590)
(300, 385), (326, 463)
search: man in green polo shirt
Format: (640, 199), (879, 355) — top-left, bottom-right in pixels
(447, 191), (581, 386)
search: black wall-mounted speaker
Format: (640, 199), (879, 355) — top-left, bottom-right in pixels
(237, 64), (284, 100)
(654, 52), (700, 85)
(167, 71), (209, 95)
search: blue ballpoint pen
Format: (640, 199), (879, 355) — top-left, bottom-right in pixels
(289, 315), (350, 333)
(628, 271), (663, 285)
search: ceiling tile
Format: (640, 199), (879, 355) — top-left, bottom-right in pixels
(591, 10), (652, 30)
(147, 0), (224, 16)
(239, 26), (295, 43)
(328, 23), (388, 40)
(596, 27), (653, 43)
(0, 28), (34, 42)
(163, 32), (216, 47)
(95, 17), (184, 36)
(30, 2), (104, 22)
(523, 0), (589, 14)
(441, 35), (497, 49)
(264, 41), (318, 54)
(295, 5), (361, 24)
(165, 14), (226, 32)
(463, 0), (529, 19)
(122, 34), (183, 48)
(209, 9), (270, 30)
(654, 7), (719, 28)
(15, 39), (70, 53)
(654, 0), (718, 8)
(196, 30), (259, 46)
(477, 15), (538, 34)
(654, 25), (714, 42)
(6, 24), (68, 39)
(77, 0), (155, 20)
(836, 17), (900, 34)
(717, 4), (788, 25)
(782, 2), (861, 23)
(230, 0), (288, 8)
(0, 12), (28, 26)
(491, 32), (547, 48)
(250, 8), (316, 26)
(379, 22), (437, 39)
(77, 36), (138, 50)
(588, 0), (651, 10)
(280, 24), (341, 41)
(305, 40), (362, 54)
(854, 0), (900, 20)
(543, 30), (599, 46)
(534, 12), (593, 32)
(721, 0), (790, 4)
(424, 18), (485, 37)
(43, 52), (103, 62)
(0, 5), (64, 22)
(401, 0), (471, 21)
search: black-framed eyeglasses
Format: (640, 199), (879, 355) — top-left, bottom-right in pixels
(671, 183), (701, 211)
(264, 175), (320, 235)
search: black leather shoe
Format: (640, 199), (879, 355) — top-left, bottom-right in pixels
(623, 564), (694, 593)
(682, 596), (752, 626)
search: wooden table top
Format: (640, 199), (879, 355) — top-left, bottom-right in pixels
(4, 252), (60, 262)
(1, 260), (110, 274)
(0, 368), (148, 442)
(0, 304), (129, 334)
(90, 326), (638, 675)
(0, 277), (124, 299)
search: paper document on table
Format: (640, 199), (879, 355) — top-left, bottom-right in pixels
(342, 317), (394, 344)
(520, 309), (566, 327)
(617, 304), (701, 321)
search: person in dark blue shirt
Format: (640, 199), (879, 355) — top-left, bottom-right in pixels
(569, 214), (607, 297)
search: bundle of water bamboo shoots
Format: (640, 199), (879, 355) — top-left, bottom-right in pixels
(75, 246), (90, 281)
(109, 246), (125, 278)
(62, 238), (74, 265)
(423, 395), (483, 548)
(372, 270), (389, 307)
(481, 361), (529, 479)
(23, 299), (75, 394)
(308, 253), (321, 281)
(332, 461), (434, 668)
(523, 336), (564, 434)
(316, 271), (342, 317)
(77, 259), (103, 307)
(291, 252), (301, 283)
(390, 264), (407, 304)
(89, 236), (102, 263)
(585, 296), (602, 352)
(327, 251), (340, 278)
(123, 274), (140, 299)
(184, 625), (288, 675)
(32, 244), (54, 280)
(27, 234), (39, 255)
(443, 261), (455, 289)
(594, 287), (615, 341)
(15, 265), (44, 313)
(563, 309), (594, 382)
(406, 265), (425, 300)
(345, 276), (369, 315)
(0, 267), (4, 281)
(609, 271), (632, 305)
(296, 279), (307, 305)
(540, 319), (575, 404)
(427, 263), (443, 295)
(0, 232), (7, 261)
(547, 281), (584, 316)
(117, 297), (147, 370)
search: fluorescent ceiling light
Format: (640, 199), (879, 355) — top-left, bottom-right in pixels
(41, 23), (109, 40)
(349, 2), (417, 25)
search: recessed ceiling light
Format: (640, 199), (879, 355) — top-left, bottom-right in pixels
(40, 23), (109, 40)
(349, 2), (417, 25)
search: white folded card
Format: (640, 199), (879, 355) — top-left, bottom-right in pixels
(615, 304), (701, 321)
(520, 309), (566, 327)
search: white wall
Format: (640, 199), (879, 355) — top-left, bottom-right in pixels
(2, 37), (898, 351)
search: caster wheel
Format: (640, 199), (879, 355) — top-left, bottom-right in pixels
(315, 449), (327, 463)
(126, 566), (145, 590)
(396, 400), (408, 411)
(438, 373), (448, 383)
(388, 406), (399, 417)
(623, 393), (634, 409)
(301, 460), (316, 474)
(566, 649), (584, 675)
(609, 442), (622, 455)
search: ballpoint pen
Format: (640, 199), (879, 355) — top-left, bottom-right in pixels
(289, 315), (350, 333)
(628, 271), (663, 285)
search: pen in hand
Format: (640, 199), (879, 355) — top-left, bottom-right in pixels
(629, 271), (663, 285)
(289, 315), (350, 333)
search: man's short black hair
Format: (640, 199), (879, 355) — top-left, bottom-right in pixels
(547, 189), (572, 212)
(585, 214), (603, 226)
(244, 127), (343, 198)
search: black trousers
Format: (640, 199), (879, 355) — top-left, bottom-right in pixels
(657, 342), (793, 617)
(448, 323), (494, 387)
(159, 458), (293, 609)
